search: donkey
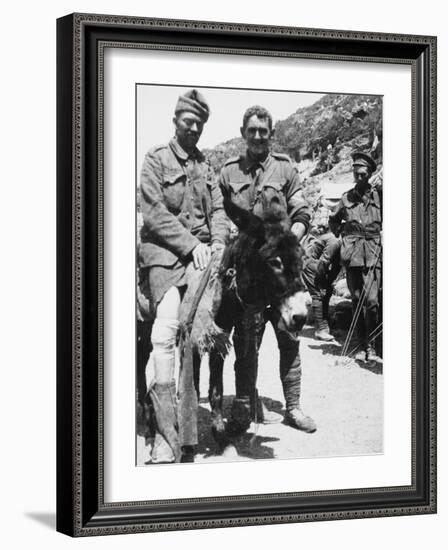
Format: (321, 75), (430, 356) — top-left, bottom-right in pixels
(183, 195), (311, 451)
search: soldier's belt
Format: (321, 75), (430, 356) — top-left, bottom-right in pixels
(343, 230), (381, 239)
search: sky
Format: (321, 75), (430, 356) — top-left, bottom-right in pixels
(136, 84), (324, 172)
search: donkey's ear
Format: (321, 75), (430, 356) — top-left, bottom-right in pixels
(223, 196), (265, 238)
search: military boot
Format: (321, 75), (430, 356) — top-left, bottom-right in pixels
(366, 345), (381, 362)
(354, 349), (367, 362)
(315, 328), (335, 341)
(279, 359), (317, 433)
(284, 408), (317, 433)
(226, 397), (252, 436)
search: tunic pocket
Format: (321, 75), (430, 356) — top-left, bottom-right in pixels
(162, 170), (186, 212)
(228, 180), (252, 208)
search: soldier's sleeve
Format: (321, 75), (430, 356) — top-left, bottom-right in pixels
(376, 184), (383, 216)
(329, 199), (345, 237)
(318, 233), (341, 269)
(317, 234), (342, 282)
(139, 149), (200, 259)
(217, 163), (230, 198)
(284, 163), (311, 230)
(207, 166), (230, 245)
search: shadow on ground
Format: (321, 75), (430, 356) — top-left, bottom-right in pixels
(304, 326), (383, 375)
(357, 360), (383, 375)
(195, 395), (283, 460)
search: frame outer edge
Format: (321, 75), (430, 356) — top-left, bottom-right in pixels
(73, 13), (84, 537)
(61, 13), (437, 535)
(56, 13), (76, 537)
(71, 11), (436, 45)
(428, 35), (437, 513)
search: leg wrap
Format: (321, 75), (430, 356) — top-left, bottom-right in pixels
(281, 365), (302, 411)
(276, 329), (302, 411)
(311, 296), (324, 330)
(151, 318), (179, 384)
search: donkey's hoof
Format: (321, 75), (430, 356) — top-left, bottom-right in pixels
(226, 398), (251, 437)
(180, 445), (195, 463)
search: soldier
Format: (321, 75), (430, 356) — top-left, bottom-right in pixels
(138, 89), (228, 463)
(216, 105), (316, 434)
(329, 151), (382, 361)
(301, 187), (341, 341)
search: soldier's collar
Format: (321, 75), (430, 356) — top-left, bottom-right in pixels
(346, 185), (380, 207)
(169, 137), (203, 162)
(243, 151), (272, 172)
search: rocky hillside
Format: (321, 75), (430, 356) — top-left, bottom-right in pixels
(204, 94), (383, 190)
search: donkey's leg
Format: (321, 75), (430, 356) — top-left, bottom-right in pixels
(136, 320), (153, 439)
(208, 297), (234, 449)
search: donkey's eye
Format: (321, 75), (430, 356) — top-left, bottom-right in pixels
(267, 257), (284, 270)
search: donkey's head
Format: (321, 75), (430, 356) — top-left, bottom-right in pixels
(223, 195), (310, 334)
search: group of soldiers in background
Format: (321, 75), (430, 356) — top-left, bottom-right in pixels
(137, 89), (382, 463)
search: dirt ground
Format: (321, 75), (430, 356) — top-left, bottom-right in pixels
(137, 322), (383, 465)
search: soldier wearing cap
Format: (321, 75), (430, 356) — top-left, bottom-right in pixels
(329, 151), (382, 361)
(138, 89), (228, 463)
(214, 105), (316, 434)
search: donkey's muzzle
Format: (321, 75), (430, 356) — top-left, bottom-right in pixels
(279, 290), (311, 333)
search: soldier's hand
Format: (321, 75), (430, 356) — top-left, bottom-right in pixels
(192, 243), (211, 270)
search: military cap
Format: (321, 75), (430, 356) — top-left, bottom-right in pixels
(352, 151), (377, 172)
(175, 89), (210, 122)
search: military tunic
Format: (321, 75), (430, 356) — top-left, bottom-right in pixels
(329, 184), (382, 351)
(219, 151), (311, 229)
(329, 186), (382, 268)
(139, 137), (228, 311)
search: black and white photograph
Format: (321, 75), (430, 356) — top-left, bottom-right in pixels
(135, 85), (383, 465)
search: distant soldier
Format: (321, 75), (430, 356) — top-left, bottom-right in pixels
(138, 89), (228, 462)
(329, 151), (382, 361)
(302, 200), (341, 341)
